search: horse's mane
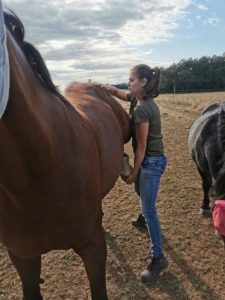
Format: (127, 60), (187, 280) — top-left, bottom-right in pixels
(4, 9), (65, 100)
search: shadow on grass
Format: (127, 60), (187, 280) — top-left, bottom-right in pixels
(105, 231), (189, 299)
(105, 230), (220, 299)
(105, 230), (151, 299)
(161, 235), (220, 300)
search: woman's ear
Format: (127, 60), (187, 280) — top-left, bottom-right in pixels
(141, 78), (147, 87)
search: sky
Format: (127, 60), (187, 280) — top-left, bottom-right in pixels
(3, 0), (225, 90)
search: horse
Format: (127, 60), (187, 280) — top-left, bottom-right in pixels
(188, 102), (225, 217)
(0, 10), (131, 300)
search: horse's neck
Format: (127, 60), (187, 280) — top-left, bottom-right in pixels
(3, 33), (58, 154)
(7, 34), (44, 111)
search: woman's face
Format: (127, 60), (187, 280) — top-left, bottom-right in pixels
(128, 71), (146, 99)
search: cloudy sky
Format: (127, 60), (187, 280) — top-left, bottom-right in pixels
(3, 0), (225, 90)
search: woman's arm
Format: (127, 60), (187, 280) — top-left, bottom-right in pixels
(94, 83), (129, 101)
(107, 85), (128, 101)
(126, 122), (149, 184)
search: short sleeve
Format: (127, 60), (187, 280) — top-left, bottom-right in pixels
(134, 105), (152, 124)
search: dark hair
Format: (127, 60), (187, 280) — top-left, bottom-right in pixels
(131, 64), (160, 98)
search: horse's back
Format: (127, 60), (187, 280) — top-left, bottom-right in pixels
(188, 102), (222, 153)
(202, 102), (222, 115)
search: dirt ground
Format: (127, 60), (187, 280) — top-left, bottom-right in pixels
(1, 92), (225, 300)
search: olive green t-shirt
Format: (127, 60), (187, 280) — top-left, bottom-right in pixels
(127, 94), (164, 156)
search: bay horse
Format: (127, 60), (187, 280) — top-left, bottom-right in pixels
(188, 102), (225, 217)
(1, 10), (130, 300)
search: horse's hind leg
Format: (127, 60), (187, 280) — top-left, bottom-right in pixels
(76, 223), (108, 300)
(7, 250), (43, 300)
(197, 167), (212, 217)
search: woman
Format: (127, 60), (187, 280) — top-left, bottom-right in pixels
(97, 64), (168, 282)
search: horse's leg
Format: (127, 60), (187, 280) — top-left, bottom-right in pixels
(7, 250), (43, 300)
(197, 167), (212, 217)
(76, 222), (108, 300)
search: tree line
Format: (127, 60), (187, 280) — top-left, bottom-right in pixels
(115, 54), (225, 93)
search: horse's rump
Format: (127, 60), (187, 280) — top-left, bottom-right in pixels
(188, 103), (223, 177)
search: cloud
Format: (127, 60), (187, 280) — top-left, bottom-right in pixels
(4, 0), (192, 85)
(203, 16), (219, 26)
(186, 19), (194, 29)
(196, 4), (208, 11)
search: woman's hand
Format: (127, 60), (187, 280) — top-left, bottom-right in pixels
(120, 174), (128, 182)
(125, 170), (138, 184)
(92, 82), (128, 101)
(92, 82), (116, 95)
(92, 82), (106, 88)
(120, 170), (136, 184)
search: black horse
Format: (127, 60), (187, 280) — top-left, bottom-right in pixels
(188, 102), (225, 217)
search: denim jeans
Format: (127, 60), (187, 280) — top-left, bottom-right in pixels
(135, 154), (167, 257)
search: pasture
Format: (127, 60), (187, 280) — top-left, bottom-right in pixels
(1, 91), (225, 299)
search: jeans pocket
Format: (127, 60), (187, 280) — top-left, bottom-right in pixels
(142, 157), (166, 175)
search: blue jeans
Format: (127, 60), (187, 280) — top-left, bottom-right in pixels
(135, 154), (167, 257)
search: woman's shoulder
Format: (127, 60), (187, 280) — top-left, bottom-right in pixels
(144, 98), (159, 111)
(138, 98), (154, 110)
